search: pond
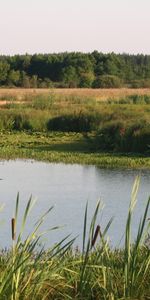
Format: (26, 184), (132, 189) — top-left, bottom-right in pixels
(0, 160), (150, 249)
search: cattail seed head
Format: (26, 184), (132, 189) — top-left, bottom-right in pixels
(91, 225), (101, 248)
(11, 218), (16, 241)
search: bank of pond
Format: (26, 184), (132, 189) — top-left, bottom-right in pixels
(0, 131), (149, 169)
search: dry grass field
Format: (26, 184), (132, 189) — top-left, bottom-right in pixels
(0, 88), (150, 102)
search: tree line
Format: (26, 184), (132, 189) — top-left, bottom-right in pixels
(0, 51), (150, 88)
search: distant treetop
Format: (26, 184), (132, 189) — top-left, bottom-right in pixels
(0, 52), (150, 88)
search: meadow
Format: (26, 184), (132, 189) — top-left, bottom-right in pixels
(0, 88), (149, 168)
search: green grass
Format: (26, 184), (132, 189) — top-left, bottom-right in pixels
(0, 131), (149, 169)
(0, 177), (150, 299)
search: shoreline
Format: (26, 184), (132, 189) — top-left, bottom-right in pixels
(0, 131), (149, 169)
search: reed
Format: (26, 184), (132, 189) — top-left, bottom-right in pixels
(0, 177), (149, 299)
(0, 177), (150, 300)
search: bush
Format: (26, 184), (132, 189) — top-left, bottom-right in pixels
(123, 124), (150, 153)
(92, 75), (122, 88)
(47, 112), (99, 132)
(94, 122), (150, 153)
(95, 122), (124, 151)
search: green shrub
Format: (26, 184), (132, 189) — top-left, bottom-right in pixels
(47, 112), (100, 132)
(93, 75), (122, 88)
(123, 124), (150, 153)
(95, 122), (124, 151)
(95, 122), (150, 154)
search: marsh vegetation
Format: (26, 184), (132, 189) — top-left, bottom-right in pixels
(0, 89), (149, 168)
(0, 177), (150, 299)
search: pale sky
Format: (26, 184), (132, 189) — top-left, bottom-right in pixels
(1, 0), (150, 55)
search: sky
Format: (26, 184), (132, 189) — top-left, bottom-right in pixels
(1, 0), (150, 55)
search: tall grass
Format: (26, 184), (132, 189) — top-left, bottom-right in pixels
(124, 178), (150, 298)
(0, 177), (149, 299)
(107, 94), (150, 104)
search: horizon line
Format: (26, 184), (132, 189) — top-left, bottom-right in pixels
(0, 50), (150, 56)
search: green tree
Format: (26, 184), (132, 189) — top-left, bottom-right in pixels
(20, 71), (30, 88)
(0, 61), (10, 84)
(7, 70), (20, 86)
(60, 66), (79, 87)
(30, 75), (38, 88)
(79, 71), (95, 87)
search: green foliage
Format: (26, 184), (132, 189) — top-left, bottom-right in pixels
(7, 70), (20, 87)
(130, 79), (150, 88)
(79, 71), (95, 88)
(47, 112), (98, 132)
(95, 122), (123, 151)
(1, 52), (150, 87)
(20, 71), (30, 88)
(95, 122), (150, 153)
(123, 123), (150, 153)
(93, 75), (122, 88)
(0, 61), (10, 83)
(60, 66), (79, 87)
(30, 75), (38, 88)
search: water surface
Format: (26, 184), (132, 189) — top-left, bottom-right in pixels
(0, 160), (149, 248)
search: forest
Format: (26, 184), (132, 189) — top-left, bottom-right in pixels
(0, 52), (150, 88)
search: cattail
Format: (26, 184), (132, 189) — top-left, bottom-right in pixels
(91, 225), (101, 248)
(11, 218), (16, 241)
